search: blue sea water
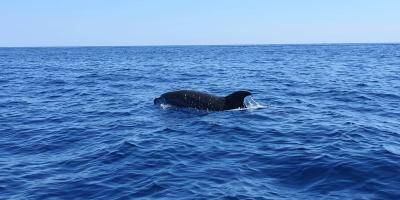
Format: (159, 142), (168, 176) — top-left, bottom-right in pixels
(0, 44), (400, 199)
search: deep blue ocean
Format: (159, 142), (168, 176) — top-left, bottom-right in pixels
(1, 44), (400, 199)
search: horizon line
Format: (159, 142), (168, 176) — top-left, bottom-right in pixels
(1, 41), (399, 48)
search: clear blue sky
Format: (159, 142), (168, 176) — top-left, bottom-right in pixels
(1, 0), (399, 47)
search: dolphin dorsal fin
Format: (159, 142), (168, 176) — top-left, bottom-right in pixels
(224, 91), (252, 110)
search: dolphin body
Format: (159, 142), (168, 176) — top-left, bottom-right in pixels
(154, 90), (252, 111)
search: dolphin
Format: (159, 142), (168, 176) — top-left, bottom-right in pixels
(154, 90), (252, 111)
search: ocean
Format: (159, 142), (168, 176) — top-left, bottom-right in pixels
(1, 44), (399, 199)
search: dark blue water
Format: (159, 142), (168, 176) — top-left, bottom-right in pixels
(1, 44), (400, 199)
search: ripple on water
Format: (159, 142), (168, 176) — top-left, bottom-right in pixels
(1, 45), (400, 199)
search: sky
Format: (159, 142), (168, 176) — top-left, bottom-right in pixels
(1, 0), (399, 47)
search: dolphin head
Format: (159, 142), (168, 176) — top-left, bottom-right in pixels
(224, 91), (252, 110)
(154, 97), (165, 105)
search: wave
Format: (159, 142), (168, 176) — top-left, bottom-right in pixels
(2, 44), (400, 199)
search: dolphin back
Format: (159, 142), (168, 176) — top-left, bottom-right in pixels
(154, 90), (251, 111)
(155, 90), (225, 111)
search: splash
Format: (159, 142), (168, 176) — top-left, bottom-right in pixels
(241, 96), (266, 110)
(160, 103), (172, 109)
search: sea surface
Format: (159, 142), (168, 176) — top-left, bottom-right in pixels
(1, 44), (400, 199)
